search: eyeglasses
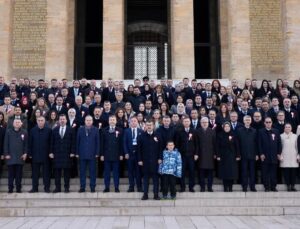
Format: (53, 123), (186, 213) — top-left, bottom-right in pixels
(265, 122), (272, 124)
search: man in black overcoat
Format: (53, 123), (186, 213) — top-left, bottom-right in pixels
(138, 119), (162, 200)
(175, 116), (198, 192)
(28, 116), (52, 193)
(258, 117), (282, 192)
(50, 114), (76, 193)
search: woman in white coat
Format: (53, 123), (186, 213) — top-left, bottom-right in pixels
(280, 123), (300, 191)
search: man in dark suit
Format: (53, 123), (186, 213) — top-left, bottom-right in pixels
(4, 119), (28, 193)
(190, 109), (201, 130)
(273, 111), (286, 134)
(258, 117), (282, 192)
(53, 96), (68, 116)
(196, 117), (217, 192)
(50, 114), (75, 193)
(76, 115), (100, 193)
(69, 80), (84, 100)
(208, 110), (221, 132)
(175, 116), (198, 192)
(237, 115), (259, 192)
(123, 116), (143, 192)
(111, 92), (125, 113)
(101, 115), (123, 192)
(238, 101), (252, 123)
(138, 119), (162, 200)
(28, 116), (52, 193)
(283, 98), (298, 132)
(102, 78), (116, 103)
(229, 111), (244, 134)
(74, 96), (89, 125)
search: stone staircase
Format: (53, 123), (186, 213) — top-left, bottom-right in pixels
(0, 178), (299, 217)
(0, 164), (300, 217)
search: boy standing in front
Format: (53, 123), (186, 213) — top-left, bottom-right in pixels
(159, 141), (182, 199)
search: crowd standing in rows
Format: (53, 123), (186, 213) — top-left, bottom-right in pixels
(1, 76), (300, 200)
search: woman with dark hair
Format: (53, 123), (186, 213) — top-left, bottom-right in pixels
(136, 112), (146, 130)
(27, 92), (38, 121)
(216, 122), (240, 192)
(217, 103), (230, 124)
(47, 110), (59, 129)
(211, 79), (221, 94)
(124, 84), (134, 101)
(138, 103), (146, 116)
(141, 84), (152, 100)
(153, 85), (165, 108)
(0, 112), (7, 128)
(115, 107), (128, 129)
(293, 80), (300, 97)
(275, 79), (284, 98)
(29, 108), (43, 130)
(20, 96), (30, 114)
(256, 79), (274, 99)
(160, 102), (170, 117)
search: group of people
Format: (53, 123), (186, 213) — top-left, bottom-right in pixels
(0, 76), (300, 200)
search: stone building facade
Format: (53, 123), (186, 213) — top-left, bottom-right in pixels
(0, 0), (299, 82)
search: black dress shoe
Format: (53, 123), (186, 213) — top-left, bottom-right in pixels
(103, 188), (110, 193)
(44, 189), (50, 193)
(189, 189), (195, 193)
(291, 186), (297, 192)
(115, 188), (120, 193)
(29, 189), (38, 193)
(78, 188), (85, 193)
(141, 194), (148, 200)
(271, 188), (278, 192)
(153, 194), (160, 200)
(91, 188), (95, 193)
(179, 188), (185, 193)
(53, 189), (61, 193)
(207, 188), (213, 192)
(8, 190), (13, 194)
(16, 190), (22, 193)
(242, 187), (247, 192)
(250, 188), (257, 192)
(127, 188), (134, 193)
(64, 189), (69, 193)
(265, 188), (270, 192)
(200, 188), (205, 192)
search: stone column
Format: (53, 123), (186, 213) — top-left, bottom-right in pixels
(283, 0), (300, 80)
(102, 0), (124, 80)
(45, 0), (72, 81)
(0, 0), (12, 81)
(227, 0), (252, 81)
(171, 0), (195, 80)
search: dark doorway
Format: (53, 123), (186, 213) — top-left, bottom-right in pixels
(125, 0), (171, 80)
(74, 0), (103, 79)
(194, 0), (221, 79)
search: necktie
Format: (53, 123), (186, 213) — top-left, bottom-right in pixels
(132, 128), (136, 139)
(60, 127), (64, 138)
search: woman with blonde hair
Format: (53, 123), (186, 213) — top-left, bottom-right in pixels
(280, 123), (299, 191)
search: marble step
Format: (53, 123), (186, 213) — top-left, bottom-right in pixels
(0, 206), (298, 217)
(0, 184), (298, 192)
(1, 191), (300, 199)
(0, 198), (300, 208)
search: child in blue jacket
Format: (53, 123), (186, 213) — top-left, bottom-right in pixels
(159, 141), (182, 199)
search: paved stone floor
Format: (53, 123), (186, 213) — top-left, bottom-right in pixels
(0, 215), (299, 229)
